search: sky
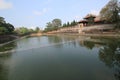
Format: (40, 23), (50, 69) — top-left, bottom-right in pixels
(0, 0), (110, 29)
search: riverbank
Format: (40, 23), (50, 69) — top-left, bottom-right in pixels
(0, 35), (18, 44)
(43, 31), (120, 38)
(0, 31), (120, 47)
(30, 33), (42, 36)
(0, 35), (29, 47)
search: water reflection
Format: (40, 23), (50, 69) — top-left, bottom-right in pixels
(0, 35), (120, 80)
(0, 52), (12, 80)
(76, 37), (120, 80)
(47, 35), (79, 48)
(99, 39), (120, 80)
(0, 42), (16, 52)
(0, 42), (16, 80)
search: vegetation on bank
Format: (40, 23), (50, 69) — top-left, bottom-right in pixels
(14, 27), (41, 36)
(44, 19), (78, 32)
(0, 17), (14, 35)
(100, 0), (120, 29)
(0, 17), (42, 43)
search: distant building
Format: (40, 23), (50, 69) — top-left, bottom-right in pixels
(78, 14), (104, 27)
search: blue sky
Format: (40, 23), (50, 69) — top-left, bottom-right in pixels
(0, 0), (109, 29)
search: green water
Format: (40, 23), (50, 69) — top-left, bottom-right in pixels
(0, 35), (120, 80)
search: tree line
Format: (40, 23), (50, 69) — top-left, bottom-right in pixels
(44, 19), (78, 32)
(0, 17), (41, 36)
(15, 27), (41, 36)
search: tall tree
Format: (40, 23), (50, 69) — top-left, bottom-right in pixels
(52, 19), (62, 27)
(100, 0), (120, 23)
(0, 17), (14, 34)
(70, 20), (78, 26)
(0, 17), (6, 23)
(35, 27), (40, 33)
(45, 22), (53, 31)
(45, 18), (62, 32)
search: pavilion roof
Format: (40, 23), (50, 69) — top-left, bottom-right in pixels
(78, 20), (88, 23)
(94, 16), (102, 22)
(84, 14), (96, 19)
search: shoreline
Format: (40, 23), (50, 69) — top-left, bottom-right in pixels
(42, 32), (120, 38)
(0, 35), (29, 47)
(0, 32), (120, 47)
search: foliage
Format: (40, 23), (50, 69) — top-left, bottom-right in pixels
(0, 17), (6, 23)
(99, 39), (120, 80)
(0, 27), (8, 34)
(15, 27), (35, 36)
(35, 27), (40, 33)
(44, 18), (62, 32)
(0, 17), (14, 34)
(52, 19), (62, 28)
(62, 20), (78, 27)
(100, 0), (120, 23)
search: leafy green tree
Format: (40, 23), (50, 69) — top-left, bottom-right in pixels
(35, 27), (40, 33)
(29, 29), (34, 33)
(44, 18), (62, 32)
(100, 0), (120, 23)
(15, 27), (29, 35)
(70, 20), (78, 26)
(52, 19), (62, 28)
(0, 27), (8, 34)
(15, 27), (36, 35)
(45, 22), (53, 31)
(62, 23), (67, 27)
(67, 22), (70, 27)
(5, 23), (14, 33)
(0, 16), (14, 34)
(0, 17), (6, 23)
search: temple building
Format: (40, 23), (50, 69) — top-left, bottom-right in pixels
(78, 14), (104, 27)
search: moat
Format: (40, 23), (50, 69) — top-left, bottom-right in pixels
(0, 35), (120, 80)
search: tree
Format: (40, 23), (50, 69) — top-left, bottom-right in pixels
(0, 17), (6, 23)
(52, 19), (62, 30)
(0, 27), (8, 34)
(62, 23), (67, 27)
(15, 27), (36, 35)
(35, 27), (40, 33)
(100, 0), (120, 23)
(67, 22), (70, 27)
(0, 16), (14, 34)
(45, 22), (53, 31)
(15, 27), (29, 35)
(70, 20), (78, 26)
(44, 18), (62, 32)
(5, 23), (14, 33)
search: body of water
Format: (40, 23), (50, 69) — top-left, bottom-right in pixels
(0, 35), (120, 80)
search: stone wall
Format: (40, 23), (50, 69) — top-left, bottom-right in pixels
(47, 24), (114, 34)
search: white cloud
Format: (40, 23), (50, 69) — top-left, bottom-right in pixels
(90, 10), (100, 16)
(0, 0), (13, 10)
(33, 8), (48, 16)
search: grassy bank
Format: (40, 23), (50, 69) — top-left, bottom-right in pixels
(0, 35), (17, 44)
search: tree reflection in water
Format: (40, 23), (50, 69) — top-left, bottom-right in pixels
(0, 53), (12, 80)
(99, 39), (120, 80)
(0, 42), (16, 80)
(78, 38), (120, 80)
